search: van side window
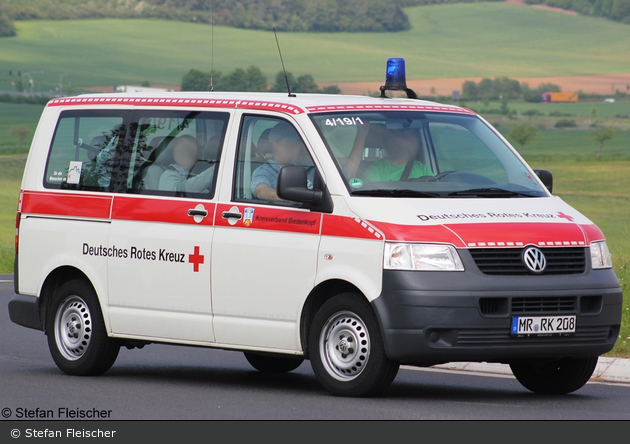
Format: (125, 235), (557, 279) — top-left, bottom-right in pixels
(126, 111), (229, 198)
(233, 115), (316, 206)
(44, 110), (129, 191)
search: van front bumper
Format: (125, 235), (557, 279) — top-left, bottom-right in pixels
(372, 268), (623, 365)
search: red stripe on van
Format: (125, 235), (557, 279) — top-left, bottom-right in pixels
(444, 222), (586, 248)
(214, 204), (320, 234)
(47, 97), (305, 115)
(111, 196), (216, 225)
(367, 220), (465, 246)
(579, 224), (605, 244)
(322, 215), (384, 240)
(306, 104), (476, 115)
(20, 191), (112, 219)
(236, 101), (304, 115)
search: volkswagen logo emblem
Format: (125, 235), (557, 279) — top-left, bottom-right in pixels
(522, 247), (547, 273)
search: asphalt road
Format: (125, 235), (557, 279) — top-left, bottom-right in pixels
(2, 275), (630, 421)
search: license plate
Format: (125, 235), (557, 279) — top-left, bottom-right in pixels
(511, 315), (576, 335)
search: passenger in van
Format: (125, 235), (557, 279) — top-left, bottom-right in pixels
(158, 135), (215, 193)
(95, 135), (117, 188)
(94, 125), (126, 188)
(346, 123), (433, 181)
(251, 122), (314, 202)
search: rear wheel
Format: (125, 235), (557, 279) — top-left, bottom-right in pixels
(46, 279), (120, 376)
(509, 357), (598, 394)
(309, 293), (399, 397)
(244, 352), (304, 373)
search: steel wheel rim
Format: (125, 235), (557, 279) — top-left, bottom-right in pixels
(319, 310), (370, 381)
(54, 295), (93, 361)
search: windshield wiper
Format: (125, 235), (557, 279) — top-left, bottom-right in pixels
(352, 189), (440, 198)
(447, 187), (541, 198)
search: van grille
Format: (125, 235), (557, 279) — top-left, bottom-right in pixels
(456, 325), (611, 346)
(469, 247), (586, 275)
(511, 297), (577, 313)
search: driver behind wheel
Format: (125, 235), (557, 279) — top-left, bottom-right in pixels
(346, 123), (433, 181)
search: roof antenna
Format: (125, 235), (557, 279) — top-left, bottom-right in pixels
(209, 0), (214, 91)
(274, 28), (295, 97)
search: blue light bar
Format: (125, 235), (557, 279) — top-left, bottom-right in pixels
(379, 57), (418, 99)
(384, 57), (407, 90)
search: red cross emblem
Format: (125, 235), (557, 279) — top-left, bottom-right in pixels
(557, 212), (575, 222)
(188, 246), (205, 272)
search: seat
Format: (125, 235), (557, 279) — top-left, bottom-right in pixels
(202, 135), (222, 161)
(254, 128), (272, 158)
(249, 128), (275, 193)
(356, 123), (386, 178)
(80, 135), (108, 161)
(190, 136), (221, 176)
(135, 136), (175, 191)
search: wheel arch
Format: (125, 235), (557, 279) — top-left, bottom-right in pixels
(39, 266), (98, 334)
(299, 279), (367, 358)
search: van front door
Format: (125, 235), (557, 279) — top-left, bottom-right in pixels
(211, 114), (321, 351)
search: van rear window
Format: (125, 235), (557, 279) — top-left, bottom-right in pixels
(44, 109), (229, 198)
(44, 110), (128, 191)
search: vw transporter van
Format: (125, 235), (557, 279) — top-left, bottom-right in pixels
(9, 59), (622, 397)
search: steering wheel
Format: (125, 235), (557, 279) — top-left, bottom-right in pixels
(408, 175), (435, 182)
(410, 171), (497, 185)
(420, 171), (496, 185)
(430, 170), (457, 182)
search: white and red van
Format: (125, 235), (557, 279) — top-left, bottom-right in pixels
(9, 60), (622, 397)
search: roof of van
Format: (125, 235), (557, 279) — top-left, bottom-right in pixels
(47, 92), (475, 116)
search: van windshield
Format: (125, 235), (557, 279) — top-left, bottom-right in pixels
(310, 111), (547, 198)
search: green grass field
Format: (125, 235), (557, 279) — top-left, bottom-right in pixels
(2, 3), (630, 92)
(528, 160), (630, 357)
(0, 103), (44, 155)
(0, 154), (25, 274)
(473, 100), (630, 120)
(502, 126), (630, 162)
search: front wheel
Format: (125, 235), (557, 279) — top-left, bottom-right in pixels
(46, 279), (120, 376)
(509, 357), (598, 394)
(309, 293), (399, 397)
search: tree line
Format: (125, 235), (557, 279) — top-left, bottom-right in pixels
(0, 0), (14, 36)
(1, 0), (410, 33)
(2, 0), (629, 37)
(462, 77), (561, 102)
(399, 0), (630, 24)
(3, 0), (630, 38)
(526, 0), (630, 24)
(181, 66), (342, 94)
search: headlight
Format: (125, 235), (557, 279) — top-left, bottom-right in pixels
(591, 241), (613, 269)
(384, 243), (464, 271)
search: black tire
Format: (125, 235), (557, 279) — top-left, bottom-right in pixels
(509, 357), (598, 394)
(46, 279), (120, 376)
(308, 293), (399, 397)
(244, 352), (304, 373)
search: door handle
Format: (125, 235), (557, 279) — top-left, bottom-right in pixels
(188, 209), (208, 217)
(222, 206), (244, 226)
(187, 204), (209, 223)
(221, 211), (242, 220)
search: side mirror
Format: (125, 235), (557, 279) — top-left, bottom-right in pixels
(277, 165), (323, 205)
(533, 169), (553, 193)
